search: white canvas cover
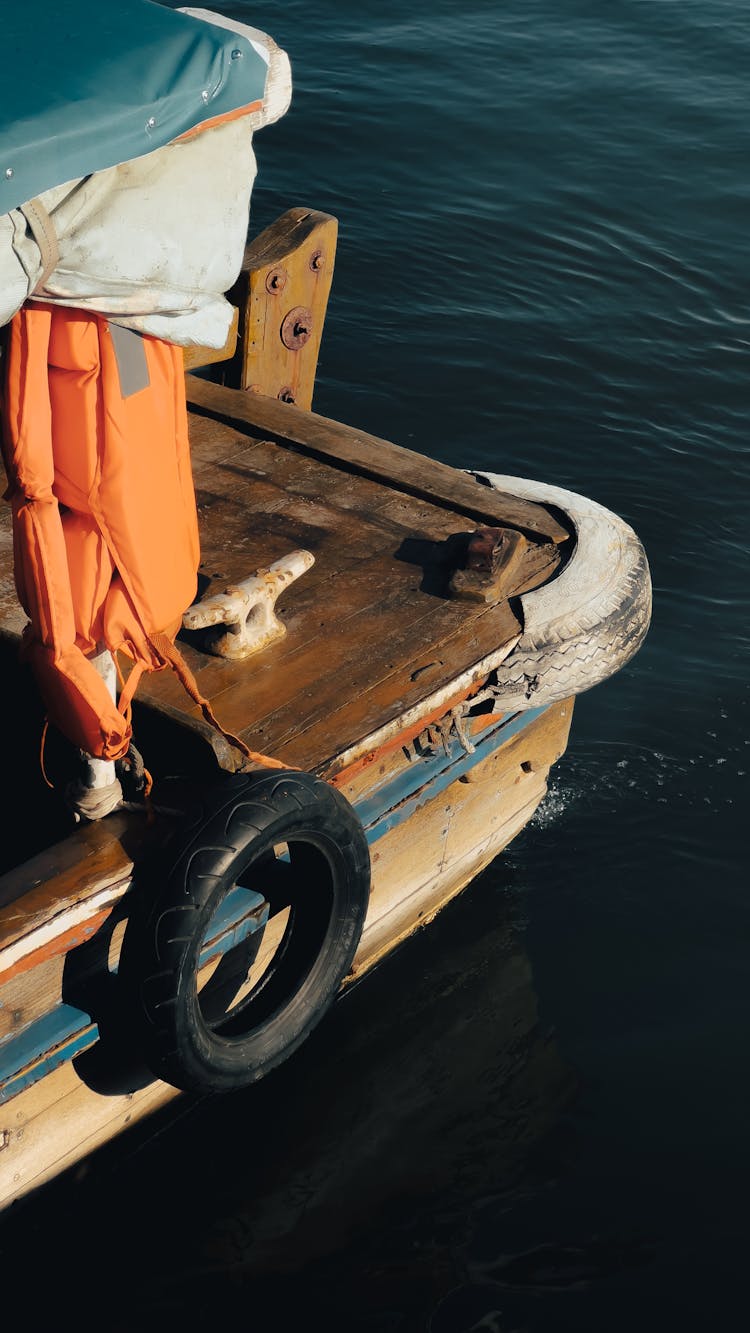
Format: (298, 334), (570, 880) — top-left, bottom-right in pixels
(0, 11), (291, 347)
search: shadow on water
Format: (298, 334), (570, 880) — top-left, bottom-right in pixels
(0, 856), (592, 1332)
(1, 683), (740, 1331)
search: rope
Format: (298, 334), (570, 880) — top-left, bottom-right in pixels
(39, 718), (54, 789)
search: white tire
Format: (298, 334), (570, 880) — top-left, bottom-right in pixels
(471, 472), (652, 709)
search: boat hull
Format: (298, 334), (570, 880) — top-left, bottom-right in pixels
(0, 696), (572, 1210)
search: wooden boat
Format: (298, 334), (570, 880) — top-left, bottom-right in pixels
(0, 10), (651, 1212)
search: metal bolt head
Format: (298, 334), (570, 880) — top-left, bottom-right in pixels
(146, 116), (156, 129)
(277, 386), (296, 404)
(309, 249), (325, 272)
(281, 306), (313, 350)
(231, 48), (244, 59)
(265, 267), (288, 294)
(4, 168), (13, 179)
(201, 89), (209, 103)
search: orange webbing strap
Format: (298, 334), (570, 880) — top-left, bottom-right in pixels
(148, 632), (292, 772)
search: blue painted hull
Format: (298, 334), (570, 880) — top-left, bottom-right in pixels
(0, 703), (553, 1107)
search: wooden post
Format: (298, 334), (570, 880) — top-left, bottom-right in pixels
(183, 208), (337, 410)
(225, 207), (338, 409)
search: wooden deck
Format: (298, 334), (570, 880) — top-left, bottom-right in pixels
(133, 381), (568, 774)
(0, 381), (567, 881)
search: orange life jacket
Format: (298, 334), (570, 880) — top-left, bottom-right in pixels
(1, 303), (199, 761)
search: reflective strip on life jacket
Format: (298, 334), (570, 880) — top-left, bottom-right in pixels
(1, 304), (199, 761)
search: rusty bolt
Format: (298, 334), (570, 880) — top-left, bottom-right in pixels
(465, 527), (510, 572)
(281, 306), (313, 350)
(309, 249), (325, 272)
(277, 386), (296, 404)
(265, 267), (288, 294)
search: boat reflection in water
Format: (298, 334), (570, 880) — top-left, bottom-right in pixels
(2, 855), (578, 1330)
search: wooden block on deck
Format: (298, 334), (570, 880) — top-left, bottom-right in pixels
(224, 208), (338, 410)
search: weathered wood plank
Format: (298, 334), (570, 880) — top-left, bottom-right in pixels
(185, 377), (570, 543)
(188, 447), (558, 627)
(140, 517), (449, 721)
(0, 1058), (176, 1208)
(353, 700), (574, 976)
(0, 817), (138, 962)
(195, 574), (521, 754)
(244, 605), (522, 772)
(0, 954), (65, 1043)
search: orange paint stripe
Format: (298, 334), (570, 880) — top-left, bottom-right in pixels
(0, 906), (115, 988)
(329, 681), (490, 788)
(175, 99), (263, 142)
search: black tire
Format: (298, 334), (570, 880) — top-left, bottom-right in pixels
(120, 770), (371, 1093)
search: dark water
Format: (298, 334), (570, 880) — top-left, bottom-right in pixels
(2, 1), (748, 1328)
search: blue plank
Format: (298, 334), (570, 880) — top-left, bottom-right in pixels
(0, 889), (269, 1100)
(356, 706), (546, 843)
(0, 1005), (98, 1104)
(0, 708), (548, 1098)
(198, 885), (269, 967)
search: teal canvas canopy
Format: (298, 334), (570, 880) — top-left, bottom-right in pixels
(0, 1), (269, 213)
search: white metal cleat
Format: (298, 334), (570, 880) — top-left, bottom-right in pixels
(182, 549), (315, 660)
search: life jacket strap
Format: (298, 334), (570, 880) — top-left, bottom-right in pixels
(148, 631), (291, 772)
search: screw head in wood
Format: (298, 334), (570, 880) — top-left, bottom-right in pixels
(265, 267), (288, 294)
(281, 306), (313, 350)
